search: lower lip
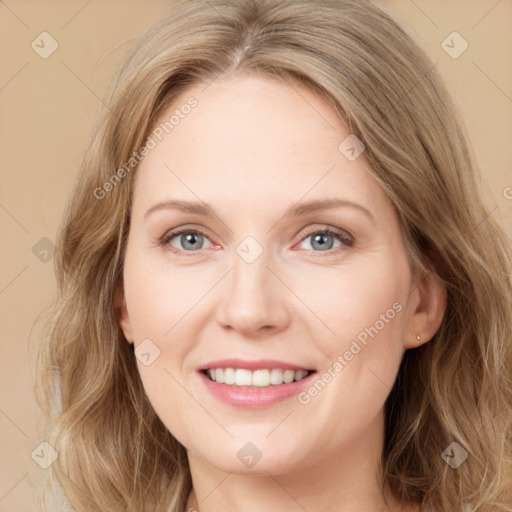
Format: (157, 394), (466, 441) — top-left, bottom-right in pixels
(197, 370), (316, 408)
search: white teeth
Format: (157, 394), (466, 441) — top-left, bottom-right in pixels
(283, 369), (296, 383)
(223, 368), (235, 385)
(270, 368), (287, 384)
(235, 369), (253, 386)
(294, 370), (308, 381)
(252, 369), (269, 387)
(205, 368), (311, 386)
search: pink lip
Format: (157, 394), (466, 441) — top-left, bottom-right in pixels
(197, 367), (317, 409)
(197, 358), (313, 372)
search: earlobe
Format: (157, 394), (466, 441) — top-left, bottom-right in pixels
(113, 285), (134, 344)
(406, 272), (447, 349)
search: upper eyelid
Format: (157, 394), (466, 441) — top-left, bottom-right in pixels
(163, 224), (350, 239)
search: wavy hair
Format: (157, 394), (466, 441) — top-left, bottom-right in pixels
(35, 0), (512, 510)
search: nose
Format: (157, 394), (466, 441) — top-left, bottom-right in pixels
(216, 248), (291, 338)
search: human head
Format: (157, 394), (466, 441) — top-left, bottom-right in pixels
(36, 1), (512, 511)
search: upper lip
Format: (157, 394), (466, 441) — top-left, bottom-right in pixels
(198, 359), (315, 372)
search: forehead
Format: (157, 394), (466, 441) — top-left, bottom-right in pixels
(132, 74), (390, 218)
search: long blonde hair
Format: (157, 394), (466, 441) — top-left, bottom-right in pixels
(35, 0), (512, 510)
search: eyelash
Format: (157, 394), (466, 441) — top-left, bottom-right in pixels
(158, 226), (354, 257)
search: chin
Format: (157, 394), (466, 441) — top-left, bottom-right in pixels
(190, 438), (310, 476)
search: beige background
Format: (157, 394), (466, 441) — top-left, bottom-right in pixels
(0, 1), (511, 509)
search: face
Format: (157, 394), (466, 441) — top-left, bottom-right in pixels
(118, 74), (429, 476)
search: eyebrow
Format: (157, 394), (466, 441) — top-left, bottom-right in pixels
(144, 198), (376, 224)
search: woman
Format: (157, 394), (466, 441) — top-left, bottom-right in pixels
(35, 0), (512, 510)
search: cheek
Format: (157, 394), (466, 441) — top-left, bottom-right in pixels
(123, 249), (212, 341)
(331, 274), (405, 354)
(291, 259), (407, 354)
(296, 258), (408, 401)
(123, 240), (409, 450)
(122, 252), (217, 430)
(123, 263), (200, 445)
(125, 246), (408, 378)
(287, 267), (407, 453)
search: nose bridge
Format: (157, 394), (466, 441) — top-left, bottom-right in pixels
(230, 244), (274, 312)
(231, 246), (270, 297)
(217, 237), (289, 334)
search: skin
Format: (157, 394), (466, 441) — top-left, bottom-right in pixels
(117, 74), (446, 512)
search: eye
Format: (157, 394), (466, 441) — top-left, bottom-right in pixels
(161, 229), (213, 252)
(296, 228), (353, 254)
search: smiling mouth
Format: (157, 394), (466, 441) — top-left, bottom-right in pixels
(200, 368), (316, 387)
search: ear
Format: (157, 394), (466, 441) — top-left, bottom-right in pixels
(405, 271), (447, 349)
(113, 283), (134, 344)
